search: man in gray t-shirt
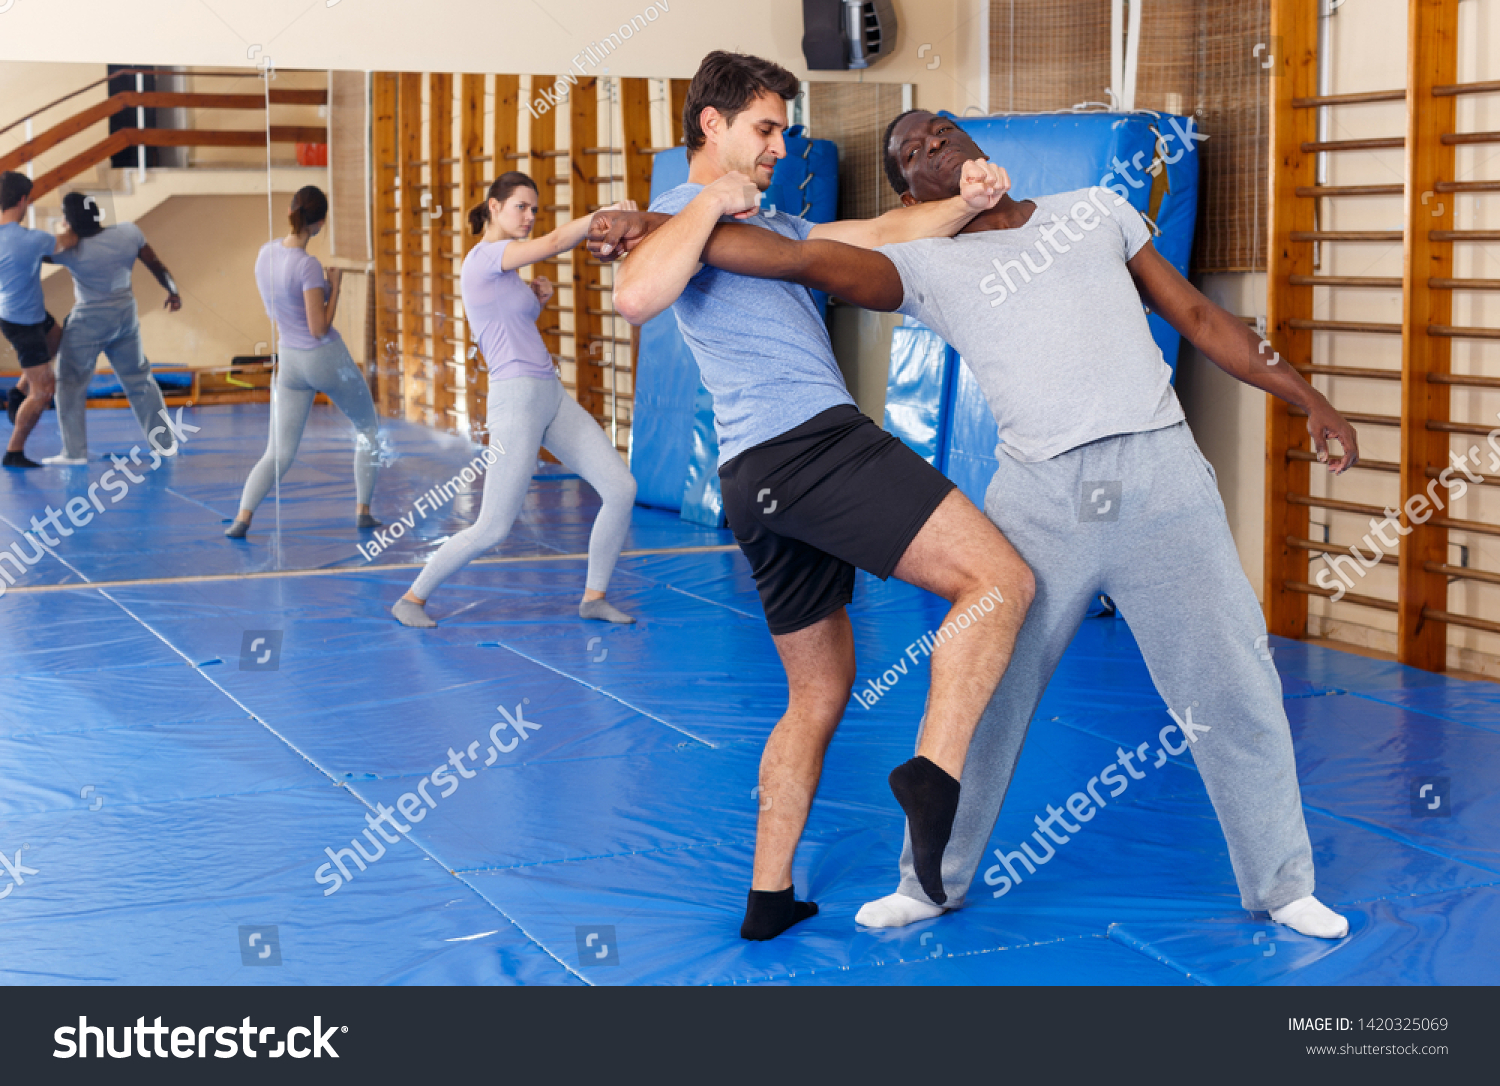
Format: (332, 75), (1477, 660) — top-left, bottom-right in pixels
(613, 109), (1362, 945)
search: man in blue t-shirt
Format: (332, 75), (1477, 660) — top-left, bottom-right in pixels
(607, 52), (1037, 942)
(0, 171), (76, 467)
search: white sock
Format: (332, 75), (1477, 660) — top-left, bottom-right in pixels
(1270, 895), (1349, 939)
(855, 892), (945, 929)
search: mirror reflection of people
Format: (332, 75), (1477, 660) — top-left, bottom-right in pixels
(0, 171), (76, 468)
(390, 173), (638, 629)
(44, 191), (181, 465)
(226, 186), (382, 539)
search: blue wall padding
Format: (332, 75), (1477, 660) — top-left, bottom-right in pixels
(881, 322), (953, 468)
(882, 112), (1201, 512)
(679, 382), (724, 526)
(631, 129), (839, 521)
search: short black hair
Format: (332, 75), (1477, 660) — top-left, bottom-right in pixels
(62, 192), (106, 239)
(0, 171), (33, 212)
(881, 109), (928, 196)
(682, 51), (800, 157)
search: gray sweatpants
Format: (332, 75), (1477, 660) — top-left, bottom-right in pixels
(238, 337), (381, 513)
(55, 301), (169, 459)
(897, 421), (1315, 913)
(409, 375), (636, 600)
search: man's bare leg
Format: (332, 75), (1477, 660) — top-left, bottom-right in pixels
(7, 364), (55, 457)
(884, 489), (1034, 903)
(741, 607), (855, 940)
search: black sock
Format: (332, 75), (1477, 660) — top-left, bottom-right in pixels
(740, 886), (818, 941)
(3, 450), (41, 469)
(889, 756), (960, 905)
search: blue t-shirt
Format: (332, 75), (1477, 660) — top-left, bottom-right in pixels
(649, 182), (853, 465)
(0, 221), (58, 324)
(49, 222), (145, 309)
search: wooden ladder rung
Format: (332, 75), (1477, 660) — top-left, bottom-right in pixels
(1291, 89), (1406, 107)
(1428, 324), (1500, 340)
(1432, 79), (1500, 97)
(1429, 230), (1500, 242)
(1289, 450), (1398, 471)
(1441, 131), (1500, 145)
(1289, 275), (1402, 288)
(1429, 516), (1500, 539)
(1434, 180), (1500, 193)
(1285, 536), (1400, 564)
(1424, 466), (1500, 488)
(1427, 372), (1500, 389)
(1285, 581), (1398, 611)
(1424, 563), (1500, 587)
(1299, 137), (1404, 152)
(1287, 494), (1390, 516)
(1289, 230), (1403, 242)
(1429, 278), (1500, 290)
(1427, 420), (1500, 437)
(1288, 319), (1401, 334)
(1294, 184), (1402, 197)
(1294, 364), (1401, 380)
(1421, 607), (1500, 636)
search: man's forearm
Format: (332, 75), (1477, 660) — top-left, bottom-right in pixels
(811, 194), (977, 249)
(1192, 305), (1324, 411)
(700, 225), (902, 311)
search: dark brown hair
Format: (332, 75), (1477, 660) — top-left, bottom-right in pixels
(288, 185), (329, 232)
(468, 172), (539, 235)
(682, 51), (800, 157)
(0, 171), (33, 212)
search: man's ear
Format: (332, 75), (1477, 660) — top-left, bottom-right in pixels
(699, 106), (723, 148)
(901, 192), (917, 208)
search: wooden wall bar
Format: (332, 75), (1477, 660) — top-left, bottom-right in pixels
(571, 76), (603, 420)
(1264, 0), (1320, 640)
(371, 73), (401, 419)
(1399, 0), (1460, 670)
(428, 72), (457, 433)
(398, 73), (425, 425)
(459, 73), (487, 443)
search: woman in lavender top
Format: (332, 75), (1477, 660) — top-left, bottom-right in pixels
(391, 173), (638, 628)
(226, 185), (383, 539)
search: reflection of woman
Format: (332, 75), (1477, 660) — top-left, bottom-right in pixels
(392, 173), (637, 628)
(46, 192), (180, 465)
(226, 186), (381, 539)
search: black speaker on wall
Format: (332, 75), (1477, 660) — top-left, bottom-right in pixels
(802, 0), (899, 71)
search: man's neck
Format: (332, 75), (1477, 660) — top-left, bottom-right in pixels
(685, 155), (730, 186)
(955, 194), (1036, 235)
(0, 209), (25, 227)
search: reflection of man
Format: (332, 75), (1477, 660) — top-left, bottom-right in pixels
(0, 171), (77, 468)
(609, 52), (1037, 941)
(596, 110), (1358, 942)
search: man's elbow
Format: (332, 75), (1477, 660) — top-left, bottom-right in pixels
(612, 280), (655, 326)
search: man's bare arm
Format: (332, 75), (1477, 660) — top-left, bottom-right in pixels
(697, 223), (903, 311)
(808, 159), (1010, 249)
(1127, 243), (1359, 473)
(612, 173), (759, 324)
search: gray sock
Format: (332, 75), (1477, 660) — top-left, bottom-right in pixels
(579, 597), (635, 624)
(224, 519), (250, 539)
(391, 598), (436, 628)
(357, 513), (382, 529)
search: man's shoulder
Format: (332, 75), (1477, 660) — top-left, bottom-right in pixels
(649, 182), (703, 214)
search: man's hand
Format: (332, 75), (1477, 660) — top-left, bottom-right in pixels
(164, 294), (182, 313)
(958, 159), (1010, 211)
(55, 225), (79, 252)
(1307, 397), (1359, 474)
(588, 210), (673, 262)
(702, 169), (764, 221)
(530, 274), (554, 306)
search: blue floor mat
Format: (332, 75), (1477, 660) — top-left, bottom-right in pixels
(2, 403), (1497, 985)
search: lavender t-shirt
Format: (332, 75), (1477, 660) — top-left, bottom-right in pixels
(254, 241), (340, 351)
(461, 240), (556, 382)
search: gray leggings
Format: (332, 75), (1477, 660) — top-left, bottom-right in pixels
(238, 336), (380, 514)
(899, 422), (1315, 913)
(55, 301), (168, 459)
(410, 375), (636, 600)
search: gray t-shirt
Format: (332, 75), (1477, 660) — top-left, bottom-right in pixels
(50, 222), (146, 308)
(650, 182), (854, 465)
(879, 188), (1183, 463)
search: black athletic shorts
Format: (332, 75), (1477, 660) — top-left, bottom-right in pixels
(719, 404), (956, 636)
(0, 312), (57, 369)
